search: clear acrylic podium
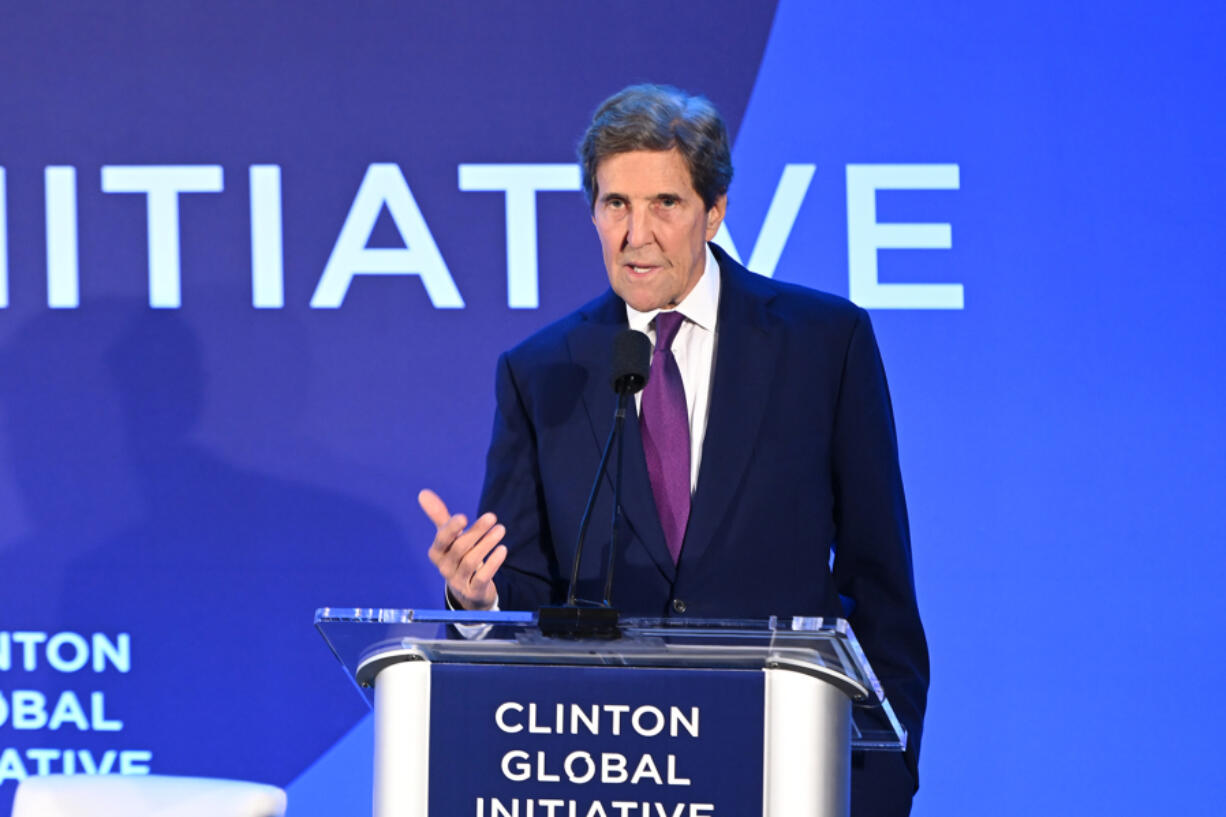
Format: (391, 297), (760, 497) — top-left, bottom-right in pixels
(316, 609), (906, 817)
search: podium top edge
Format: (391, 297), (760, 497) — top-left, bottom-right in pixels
(314, 607), (849, 634)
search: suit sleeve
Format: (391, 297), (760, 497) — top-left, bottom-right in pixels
(829, 308), (930, 794)
(477, 352), (565, 610)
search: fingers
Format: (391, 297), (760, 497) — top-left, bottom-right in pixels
(445, 518), (506, 609)
(435, 511), (493, 565)
(459, 542), (507, 610)
(419, 489), (508, 609)
(473, 544), (508, 587)
(439, 513), (499, 580)
(421, 488), (471, 567)
(461, 538), (507, 609)
(418, 489), (452, 528)
(455, 520), (506, 582)
(426, 512), (469, 566)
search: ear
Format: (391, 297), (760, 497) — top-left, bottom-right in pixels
(704, 195), (727, 240)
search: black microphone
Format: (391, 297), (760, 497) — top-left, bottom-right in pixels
(610, 330), (651, 395)
(539, 330), (651, 638)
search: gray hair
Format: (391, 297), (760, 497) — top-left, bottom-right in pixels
(578, 84), (733, 212)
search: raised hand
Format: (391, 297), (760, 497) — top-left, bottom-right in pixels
(418, 489), (508, 610)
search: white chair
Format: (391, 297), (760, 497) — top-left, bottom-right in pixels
(11, 774), (287, 817)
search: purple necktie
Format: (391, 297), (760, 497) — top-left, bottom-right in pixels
(640, 310), (690, 564)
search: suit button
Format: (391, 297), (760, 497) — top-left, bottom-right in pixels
(672, 599), (687, 614)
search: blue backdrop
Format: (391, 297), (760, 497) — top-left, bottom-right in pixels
(1, 2), (1223, 815)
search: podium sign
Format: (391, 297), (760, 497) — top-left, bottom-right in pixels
(428, 664), (763, 816)
(316, 610), (905, 817)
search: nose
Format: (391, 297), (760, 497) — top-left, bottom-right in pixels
(624, 206), (654, 249)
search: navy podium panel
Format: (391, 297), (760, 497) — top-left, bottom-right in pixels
(427, 665), (765, 816)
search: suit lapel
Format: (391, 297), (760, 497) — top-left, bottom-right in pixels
(568, 291), (676, 583)
(682, 249), (778, 570)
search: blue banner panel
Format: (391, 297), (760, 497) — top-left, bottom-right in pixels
(427, 664), (764, 817)
(0, 4), (777, 813)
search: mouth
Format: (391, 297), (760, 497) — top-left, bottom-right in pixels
(623, 263), (660, 276)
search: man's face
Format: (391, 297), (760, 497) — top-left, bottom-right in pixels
(592, 148), (727, 313)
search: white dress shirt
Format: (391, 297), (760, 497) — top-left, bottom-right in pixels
(625, 244), (721, 494)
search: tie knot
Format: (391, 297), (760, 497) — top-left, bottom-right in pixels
(653, 311), (685, 352)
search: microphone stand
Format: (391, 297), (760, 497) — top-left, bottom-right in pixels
(604, 389), (629, 606)
(539, 389), (631, 639)
(538, 329), (648, 639)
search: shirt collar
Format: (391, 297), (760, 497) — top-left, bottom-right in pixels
(625, 244), (721, 334)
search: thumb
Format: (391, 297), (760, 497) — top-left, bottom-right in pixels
(417, 489), (453, 528)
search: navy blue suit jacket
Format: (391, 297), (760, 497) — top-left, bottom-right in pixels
(478, 244), (928, 813)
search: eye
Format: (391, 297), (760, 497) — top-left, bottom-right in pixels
(658, 196), (678, 208)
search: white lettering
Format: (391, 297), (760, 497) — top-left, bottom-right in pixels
(46, 632), (90, 673)
(629, 754), (662, 785)
(12, 632), (48, 670)
(0, 689), (124, 731)
(45, 166), (79, 308)
(101, 165), (225, 308)
(48, 690), (89, 730)
(26, 748), (58, 776)
(0, 748), (26, 783)
(491, 799), (518, 817)
(0, 750), (143, 785)
(250, 164), (284, 308)
(846, 163), (962, 309)
(501, 749), (531, 782)
(91, 691), (123, 730)
(458, 163), (581, 308)
(563, 751), (595, 784)
(536, 750), (560, 783)
(715, 163), (815, 277)
(604, 704), (629, 736)
(312, 163), (462, 308)
(495, 701), (524, 733)
(13, 690), (48, 729)
(0, 631), (129, 673)
(631, 705), (664, 737)
(666, 755), (690, 786)
(571, 704), (598, 735)
(75, 749), (118, 775)
(93, 633), (131, 673)
(119, 750), (152, 774)
(601, 753), (628, 784)
(528, 703), (551, 734)
(670, 707), (699, 738)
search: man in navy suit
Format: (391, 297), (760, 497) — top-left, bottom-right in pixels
(420, 84), (927, 816)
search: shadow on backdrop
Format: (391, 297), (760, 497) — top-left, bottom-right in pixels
(0, 303), (410, 788)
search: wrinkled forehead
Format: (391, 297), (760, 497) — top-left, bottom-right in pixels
(594, 148), (701, 198)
